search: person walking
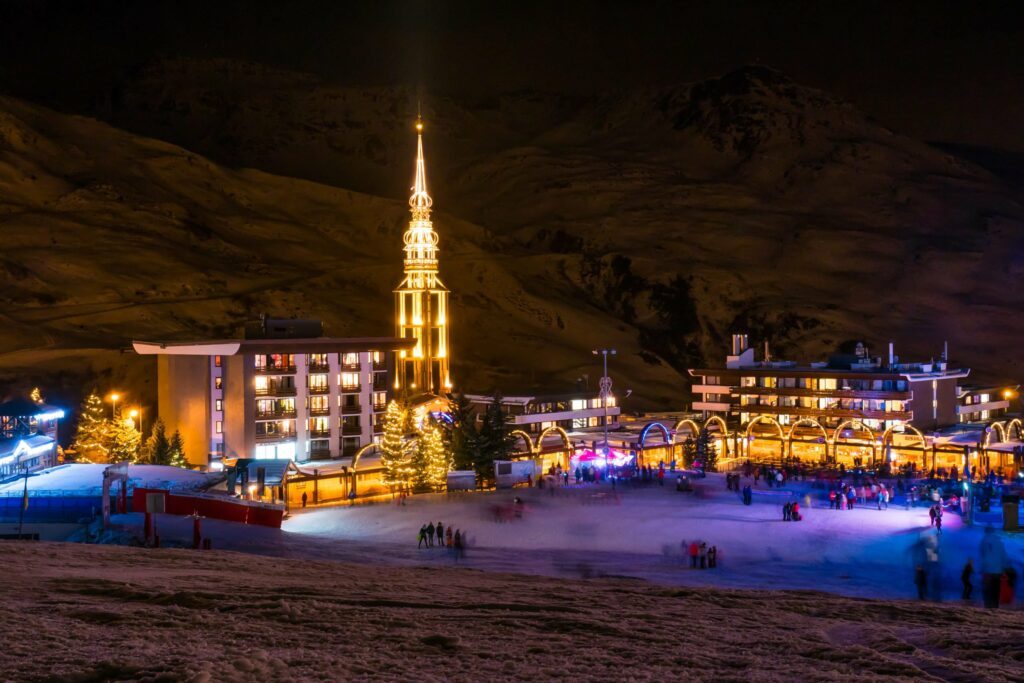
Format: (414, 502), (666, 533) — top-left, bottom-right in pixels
(791, 501), (801, 521)
(928, 505), (937, 527)
(980, 526), (1008, 608)
(417, 525), (428, 548)
(783, 502), (791, 521)
(426, 521), (435, 547)
(935, 507), (943, 534)
(961, 559), (974, 600)
(829, 489), (837, 510)
(846, 488), (855, 510)
(436, 522), (444, 547)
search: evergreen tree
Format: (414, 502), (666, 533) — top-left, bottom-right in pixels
(445, 392), (480, 473)
(696, 428), (719, 472)
(108, 410), (142, 463)
(477, 395), (513, 480)
(142, 419), (172, 465)
(413, 418), (451, 491)
(72, 392), (111, 462)
(168, 430), (189, 468)
(380, 400), (413, 489)
(681, 437), (698, 468)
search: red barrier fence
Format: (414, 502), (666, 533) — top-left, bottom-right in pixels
(133, 488), (284, 529)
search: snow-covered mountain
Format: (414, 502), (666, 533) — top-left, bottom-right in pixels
(2, 61), (1023, 407)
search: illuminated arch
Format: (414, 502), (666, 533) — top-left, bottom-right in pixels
(535, 425), (572, 455)
(1005, 419), (1022, 442)
(349, 443), (380, 497)
(744, 415), (784, 440)
(785, 418), (830, 461)
(880, 423), (927, 452)
(832, 420), (876, 445)
(510, 429), (535, 454)
(702, 415), (730, 456)
(983, 421), (1006, 448)
(672, 419), (701, 443)
(639, 422), (671, 450)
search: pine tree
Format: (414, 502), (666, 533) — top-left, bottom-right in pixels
(168, 430), (189, 468)
(72, 392), (112, 462)
(477, 395), (513, 480)
(413, 418), (451, 491)
(696, 428), (719, 472)
(108, 410), (142, 463)
(142, 419), (171, 465)
(681, 437), (698, 468)
(446, 392), (480, 472)
(380, 400), (413, 489)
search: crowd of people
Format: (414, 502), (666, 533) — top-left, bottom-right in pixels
(683, 539), (718, 569)
(416, 520), (466, 559)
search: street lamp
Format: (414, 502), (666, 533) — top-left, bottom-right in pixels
(129, 408), (142, 434)
(592, 349), (616, 456)
(108, 392), (121, 419)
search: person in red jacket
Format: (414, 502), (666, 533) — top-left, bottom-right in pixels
(688, 541), (699, 568)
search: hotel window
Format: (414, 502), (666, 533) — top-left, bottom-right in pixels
(309, 395), (329, 414)
(571, 399), (586, 411)
(309, 374), (329, 392)
(341, 352), (360, 368)
(373, 392), (387, 410)
(215, 399), (222, 412)
(214, 355), (222, 367)
(341, 372), (360, 390)
(820, 378), (837, 390)
(215, 421), (222, 434)
(215, 376), (222, 390)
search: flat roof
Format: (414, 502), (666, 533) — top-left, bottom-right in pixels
(689, 367), (969, 381)
(133, 337), (415, 356)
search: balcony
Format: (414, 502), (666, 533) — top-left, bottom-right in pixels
(309, 443), (332, 460)
(341, 403), (362, 415)
(372, 376), (388, 391)
(255, 383), (297, 397)
(340, 384), (362, 393)
(730, 386), (911, 401)
(309, 406), (331, 417)
(255, 431), (296, 442)
(308, 384), (330, 395)
(309, 428), (332, 438)
(255, 364), (297, 375)
(737, 404), (913, 421)
(307, 362), (330, 373)
(255, 409), (297, 420)
(372, 360), (387, 371)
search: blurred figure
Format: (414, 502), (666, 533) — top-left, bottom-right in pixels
(961, 559), (974, 600)
(980, 526), (1008, 608)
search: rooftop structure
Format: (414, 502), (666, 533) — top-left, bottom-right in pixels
(0, 396), (63, 478)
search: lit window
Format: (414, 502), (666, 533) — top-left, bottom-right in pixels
(215, 421), (223, 434)
(215, 377), (222, 390)
(215, 399), (222, 412)
(214, 355), (222, 368)
(342, 353), (360, 367)
(341, 372), (360, 390)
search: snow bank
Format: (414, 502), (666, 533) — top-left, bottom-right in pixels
(0, 463), (219, 494)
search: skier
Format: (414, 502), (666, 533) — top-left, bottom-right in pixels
(961, 559), (974, 600)
(436, 522), (444, 547)
(426, 521), (435, 547)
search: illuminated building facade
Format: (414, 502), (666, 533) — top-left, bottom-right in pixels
(0, 397), (63, 476)
(134, 321), (413, 467)
(394, 120), (451, 395)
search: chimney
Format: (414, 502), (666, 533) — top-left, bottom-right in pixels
(731, 334), (749, 355)
(888, 342), (894, 368)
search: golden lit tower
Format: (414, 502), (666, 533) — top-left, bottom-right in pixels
(394, 119), (451, 394)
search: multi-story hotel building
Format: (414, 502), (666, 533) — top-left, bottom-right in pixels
(134, 320), (413, 468)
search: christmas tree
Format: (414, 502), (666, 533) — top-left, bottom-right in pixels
(108, 412), (142, 463)
(413, 418), (451, 491)
(681, 437), (698, 468)
(168, 430), (188, 468)
(72, 392), (111, 462)
(696, 428), (718, 472)
(380, 400), (413, 489)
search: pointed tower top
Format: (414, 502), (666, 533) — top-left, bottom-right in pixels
(409, 119), (432, 212)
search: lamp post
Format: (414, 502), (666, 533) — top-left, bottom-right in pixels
(129, 408), (142, 435)
(108, 392), (121, 419)
(592, 348), (616, 457)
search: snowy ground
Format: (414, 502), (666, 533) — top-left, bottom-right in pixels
(0, 463), (220, 494)
(3, 541), (1023, 682)
(124, 473), (1024, 603)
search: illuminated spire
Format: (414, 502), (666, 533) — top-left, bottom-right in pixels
(409, 118), (432, 215)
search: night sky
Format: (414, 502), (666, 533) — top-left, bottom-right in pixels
(1, 1), (1022, 153)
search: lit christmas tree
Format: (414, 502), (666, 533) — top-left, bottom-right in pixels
(380, 400), (413, 489)
(108, 413), (141, 463)
(414, 418), (451, 491)
(72, 392), (111, 462)
(168, 430), (188, 468)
